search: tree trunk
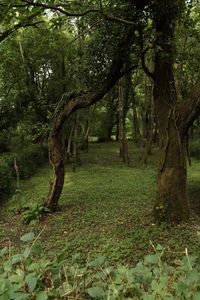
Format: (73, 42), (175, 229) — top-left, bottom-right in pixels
(66, 123), (74, 162)
(118, 77), (129, 164)
(46, 134), (65, 212)
(153, 1), (189, 223)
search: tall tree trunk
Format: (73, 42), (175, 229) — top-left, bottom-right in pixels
(153, 1), (189, 223)
(118, 77), (129, 164)
(105, 92), (115, 142)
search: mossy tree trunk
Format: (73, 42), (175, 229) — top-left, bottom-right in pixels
(152, 1), (200, 223)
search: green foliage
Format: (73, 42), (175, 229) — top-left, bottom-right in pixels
(1, 143), (200, 266)
(0, 144), (48, 200)
(0, 160), (12, 198)
(1, 231), (200, 299)
(14, 145), (46, 179)
(1, 144), (47, 179)
(21, 203), (49, 224)
(190, 139), (200, 159)
(0, 133), (10, 153)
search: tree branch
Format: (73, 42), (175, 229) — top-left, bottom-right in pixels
(21, 0), (99, 16)
(51, 28), (136, 136)
(0, 20), (44, 43)
(104, 14), (136, 26)
(0, 10), (43, 43)
(139, 29), (155, 79)
(179, 76), (200, 135)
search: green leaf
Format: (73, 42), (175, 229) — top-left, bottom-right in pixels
(32, 244), (43, 255)
(88, 256), (106, 267)
(0, 279), (6, 292)
(20, 232), (35, 242)
(186, 269), (200, 285)
(23, 246), (31, 259)
(25, 273), (37, 293)
(151, 280), (162, 293)
(0, 294), (9, 300)
(144, 254), (159, 265)
(57, 250), (67, 263)
(27, 262), (41, 272)
(11, 254), (23, 264)
(0, 247), (8, 257)
(156, 244), (163, 251)
(3, 261), (12, 272)
(16, 268), (25, 279)
(11, 293), (29, 300)
(87, 286), (105, 298)
(35, 291), (48, 300)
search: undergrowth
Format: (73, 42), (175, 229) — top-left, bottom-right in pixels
(0, 143), (200, 268)
(1, 231), (200, 299)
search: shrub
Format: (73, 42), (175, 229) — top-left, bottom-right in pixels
(14, 145), (47, 179)
(1, 234), (200, 300)
(21, 202), (49, 224)
(0, 133), (10, 153)
(0, 144), (48, 199)
(0, 159), (12, 198)
(1, 144), (48, 179)
(190, 139), (200, 159)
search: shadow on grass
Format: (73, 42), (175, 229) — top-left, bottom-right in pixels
(189, 181), (200, 216)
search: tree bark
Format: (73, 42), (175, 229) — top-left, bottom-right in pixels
(152, 1), (190, 223)
(118, 77), (129, 164)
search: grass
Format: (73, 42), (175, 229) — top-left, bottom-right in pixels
(0, 142), (200, 265)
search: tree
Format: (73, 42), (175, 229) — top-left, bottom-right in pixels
(150, 0), (200, 223)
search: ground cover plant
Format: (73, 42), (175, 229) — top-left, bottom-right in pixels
(1, 230), (200, 300)
(0, 143), (200, 267)
(0, 143), (200, 299)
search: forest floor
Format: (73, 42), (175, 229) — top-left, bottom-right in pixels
(0, 142), (200, 265)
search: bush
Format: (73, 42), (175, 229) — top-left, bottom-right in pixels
(14, 145), (46, 179)
(0, 134), (10, 153)
(0, 144), (48, 199)
(1, 144), (48, 179)
(0, 160), (12, 198)
(21, 202), (49, 224)
(1, 234), (200, 300)
(190, 139), (200, 159)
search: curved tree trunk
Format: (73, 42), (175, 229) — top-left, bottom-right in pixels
(44, 27), (137, 211)
(46, 135), (65, 211)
